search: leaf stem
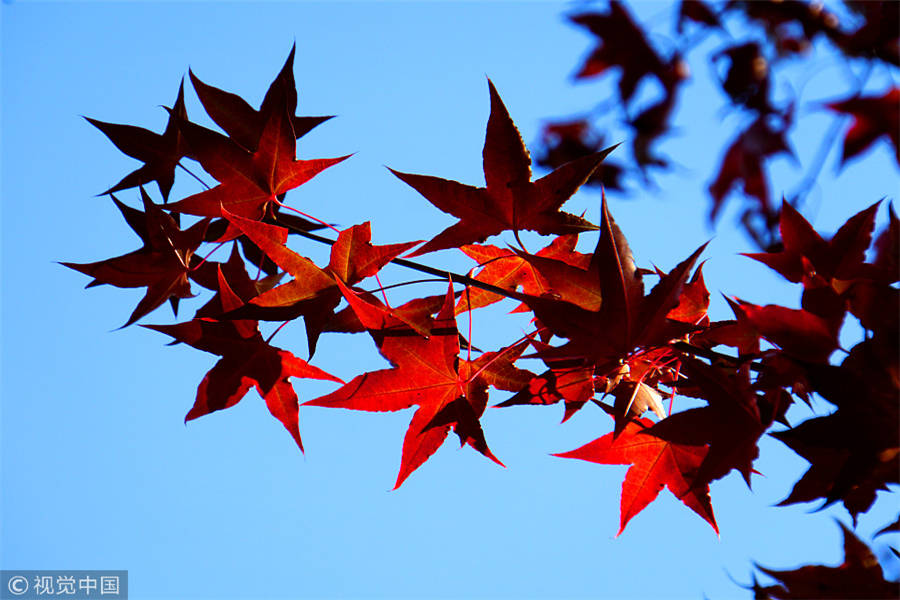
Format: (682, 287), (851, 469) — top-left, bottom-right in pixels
(273, 199), (342, 234)
(265, 320), (291, 344)
(360, 278), (448, 294)
(177, 162), (211, 190)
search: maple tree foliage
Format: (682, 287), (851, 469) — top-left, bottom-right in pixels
(66, 4), (899, 597)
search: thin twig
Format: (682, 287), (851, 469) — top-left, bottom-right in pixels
(177, 162), (211, 190)
(287, 226), (516, 298)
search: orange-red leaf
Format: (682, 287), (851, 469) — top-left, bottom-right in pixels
(555, 416), (717, 535)
(306, 282), (510, 488)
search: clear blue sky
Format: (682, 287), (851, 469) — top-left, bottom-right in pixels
(2, 2), (897, 599)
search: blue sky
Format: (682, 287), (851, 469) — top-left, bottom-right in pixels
(2, 2), (898, 599)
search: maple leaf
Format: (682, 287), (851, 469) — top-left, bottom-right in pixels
(517, 194), (705, 368)
(306, 280), (527, 488)
(743, 200), (890, 334)
(729, 298), (841, 363)
(188, 243), (283, 304)
(628, 66), (687, 171)
(202, 203), (329, 278)
(496, 361), (595, 423)
(144, 267), (342, 451)
(391, 79), (611, 257)
(222, 210), (419, 354)
(772, 358), (899, 522)
(666, 263), (710, 325)
(61, 188), (209, 327)
(569, 2), (671, 104)
(745, 200), (880, 285)
(554, 412), (717, 535)
(756, 521), (899, 599)
(846, 204), (900, 333)
(189, 44), (333, 153)
(455, 234), (589, 314)
(827, 87), (900, 167)
(647, 356), (766, 489)
(536, 120), (626, 191)
(86, 80), (188, 201)
(708, 116), (793, 223)
(496, 195), (704, 424)
(167, 106), (349, 219)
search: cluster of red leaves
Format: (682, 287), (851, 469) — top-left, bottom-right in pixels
(68, 43), (898, 592)
(540, 0), (899, 249)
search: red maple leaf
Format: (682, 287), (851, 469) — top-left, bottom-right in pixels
(496, 360), (595, 423)
(61, 188), (209, 327)
(86, 80), (188, 201)
(744, 200), (880, 285)
(729, 298), (841, 363)
(144, 267), (342, 451)
(166, 48), (348, 220)
(189, 44), (332, 153)
(647, 356), (767, 489)
(569, 1), (671, 104)
(222, 210), (419, 354)
(772, 357), (899, 522)
(495, 195), (704, 424)
(516, 194), (705, 368)
(306, 280), (528, 488)
(167, 106), (349, 219)
(666, 264), (710, 325)
(708, 116), (793, 223)
(742, 200), (892, 339)
(391, 79), (612, 257)
(827, 87), (900, 167)
(455, 234), (589, 314)
(554, 412), (717, 535)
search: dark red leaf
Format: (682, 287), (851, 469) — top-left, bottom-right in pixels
(570, 1), (671, 103)
(86, 80), (188, 200)
(144, 268), (342, 450)
(61, 189), (209, 327)
(189, 44), (333, 153)
(756, 521), (899, 599)
(392, 80), (610, 257)
(827, 87), (900, 167)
